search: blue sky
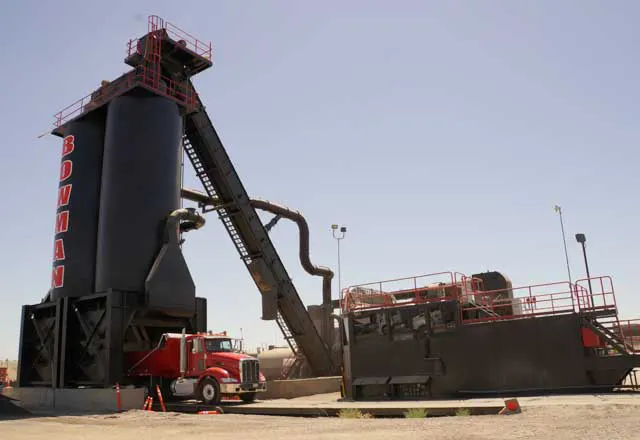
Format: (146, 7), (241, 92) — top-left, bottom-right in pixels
(1, 1), (639, 358)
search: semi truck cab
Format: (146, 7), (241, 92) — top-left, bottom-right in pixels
(125, 331), (266, 404)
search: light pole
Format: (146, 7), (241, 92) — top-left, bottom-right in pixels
(331, 224), (347, 296)
(553, 205), (572, 284)
(575, 233), (593, 299)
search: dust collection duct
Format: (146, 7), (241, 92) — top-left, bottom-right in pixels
(180, 187), (337, 348)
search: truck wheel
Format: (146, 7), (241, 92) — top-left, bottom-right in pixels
(240, 392), (257, 403)
(198, 378), (221, 405)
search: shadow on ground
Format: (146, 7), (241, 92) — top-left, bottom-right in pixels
(0, 394), (32, 420)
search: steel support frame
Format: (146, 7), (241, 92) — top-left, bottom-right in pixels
(17, 299), (64, 387)
(58, 291), (140, 387)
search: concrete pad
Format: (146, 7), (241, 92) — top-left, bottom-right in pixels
(2, 387), (145, 412)
(217, 391), (640, 417)
(507, 392), (640, 407)
(261, 377), (341, 400)
(208, 392), (503, 417)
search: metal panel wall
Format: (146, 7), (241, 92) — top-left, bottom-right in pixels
(95, 92), (182, 295)
(50, 114), (105, 300)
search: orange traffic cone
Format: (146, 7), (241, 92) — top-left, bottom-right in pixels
(499, 398), (521, 415)
(115, 383), (122, 412)
(142, 396), (154, 411)
(198, 406), (223, 415)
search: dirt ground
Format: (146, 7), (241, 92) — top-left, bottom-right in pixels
(1, 404), (639, 440)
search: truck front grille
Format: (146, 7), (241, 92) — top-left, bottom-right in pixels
(240, 359), (260, 383)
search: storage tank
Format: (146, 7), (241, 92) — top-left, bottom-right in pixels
(257, 347), (294, 380)
(50, 114), (105, 300)
(95, 92), (182, 294)
(472, 271), (515, 316)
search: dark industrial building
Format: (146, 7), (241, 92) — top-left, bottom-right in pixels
(340, 271), (640, 400)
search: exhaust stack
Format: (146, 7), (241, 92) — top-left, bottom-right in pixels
(179, 328), (187, 378)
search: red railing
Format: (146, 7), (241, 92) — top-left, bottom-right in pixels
(341, 272), (623, 329)
(135, 65), (198, 109)
(455, 272), (484, 291)
(127, 15), (213, 61)
(54, 93), (96, 128)
(163, 19), (212, 59)
(608, 318), (640, 353)
(54, 66), (197, 128)
(574, 276), (617, 313)
(463, 278), (617, 323)
(54, 72), (138, 127)
(341, 271), (482, 313)
(54, 15), (206, 130)
(462, 281), (578, 322)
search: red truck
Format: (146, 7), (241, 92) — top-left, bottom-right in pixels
(125, 330), (266, 404)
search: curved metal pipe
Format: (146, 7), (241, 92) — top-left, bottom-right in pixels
(181, 188), (334, 292)
(250, 198), (335, 288)
(181, 187), (216, 206)
(181, 187), (335, 341)
(165, 207), (206, 244)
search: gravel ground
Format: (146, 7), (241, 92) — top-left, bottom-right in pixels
(1, 404), (639, 440)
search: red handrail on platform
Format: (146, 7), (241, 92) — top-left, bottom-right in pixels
(574, 276), (616, 313)
(615, 318), (640, 353)
(54, 15), (207, 130)
(53, 66), (197, 129)
(127, 16), (213, 61)
(341, 271), (465, 313)
(341, 272), (623, 329)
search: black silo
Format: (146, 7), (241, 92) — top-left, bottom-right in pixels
(95, 92), (182, 294)
(50, 114), (105, 300)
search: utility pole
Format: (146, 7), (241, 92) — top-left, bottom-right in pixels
(331, 224), (347, 296)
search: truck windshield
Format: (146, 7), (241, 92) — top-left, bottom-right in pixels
(205, 338), (233, 352)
